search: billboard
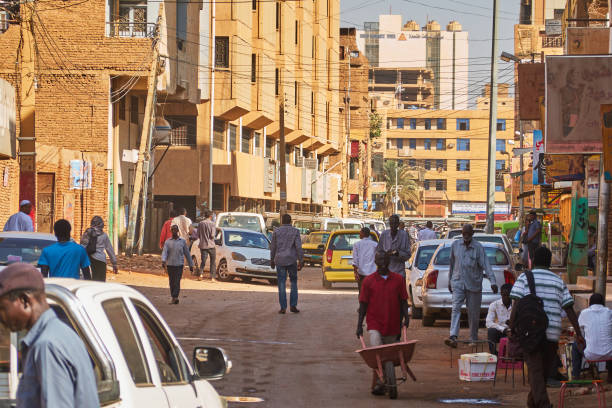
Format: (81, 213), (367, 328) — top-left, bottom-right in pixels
(451, 202), (510, 215)
(0, 78), (16, 159)
(544, 154), (585, 183)
(518, 63), (545, 120)
(533, 130), (546, 185)
(546, 56), (612, 153)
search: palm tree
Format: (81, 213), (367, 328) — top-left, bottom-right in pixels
(381, 160), (420, 216)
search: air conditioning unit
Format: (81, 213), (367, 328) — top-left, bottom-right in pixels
(295, 156), (305, 167)
(398, 148), (412, 157)
(304, 158), (318, 170)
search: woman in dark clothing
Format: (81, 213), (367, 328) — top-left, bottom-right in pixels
(80, 216), (118, 281)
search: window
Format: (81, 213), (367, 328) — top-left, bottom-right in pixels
(311, 92), (314, 115)
(496, 159), (505, 171)
(295, 20), (299, 44)
(436, 138), (445, 150)
(397, 118), (404, 129)
(456, 118), (470, 131)
(424, 119), (431, 130)
(265, 137), (274, 158)
(176, 0), (187, 42)
(275, 1), (280, 30)
(118, 97), (126, 121)
(456, 179), (470, 191)
(229, 124), (237, 151)
(409, 119), (416, 130)
(409, 139), (416, 149)
(254, 132), (261, 155)
(437, 118), (446, 130)
(241, 128), (252, 153)
(215, 36), (229, 68)
(457, 138), (470, 151)
(497, 119), (506, 131)
(396, 138), (403, 149)
(252, 0), (257, 10)
(456, 159), (470, 171)
(408, 159), (416, 168)
(435, 180), (447, 191)
(102, 299), (151, 385)
(275, 68), (279, 95)
(294, 81), (298, 105)
(435, 159), (446, 170)
(251, 53), (256, 82)
(213, 119), (225, 149)
(424, 159), (431, 170)
(424, 139), (431, 150)
(166, 116), (196, 146)
(116, 3), (148, 38)
(133, 301), (188, 384)
(423, 180), (431, 190)
(130, 96), (138, 124)
(495, 179), (505, 192)
(349, 157), (358, 179)
(496, 139), (505, 152)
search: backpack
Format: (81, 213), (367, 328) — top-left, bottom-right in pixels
(86, 229), (98, 255)
(510, 270), (549, 354)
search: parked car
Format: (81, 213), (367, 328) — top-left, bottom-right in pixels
(405, 239), (449, 319)
(302, 231), (330, 266)
(321, 229), (378, 289)
(364, 219), (386, 234)
(453, 233), (517, 265)
(216, 212), (266, 234)
(341, 218), (364, 230)
(420, 242), (517, 327)
(319, 217), (344, 231)
(0, 279), (230, 407)
(191, 227), (276, 284)
(0, 232), (57, 271)
(293, 219), (322, 236)
(444, 228), (485, 239)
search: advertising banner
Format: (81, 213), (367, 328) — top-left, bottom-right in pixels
(69, 160), (92, 189)
(0, 79), (15, 159)
(544, 154), (585, 183)
(451, 202), (510, 215)
(546, 56), (611, 153)
(518, 63), (545, 120)
(533, 130), (546, 184)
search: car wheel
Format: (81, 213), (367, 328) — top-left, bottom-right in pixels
(322, 274), (332, 289)
(267, 278), (277, 285)
(422, 315), (436, 327)
(216, 260), (232, 282)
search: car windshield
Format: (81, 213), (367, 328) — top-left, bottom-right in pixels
(224, 231), (269, 249)
(473, 236), (504, 246)
(218, 215), (262, 233)
(329, 233), (361, 251)
(0, 238), (55, 265)
(304, 233), (329, 245)
(434, 246), (509, 266)
(415, 245), (438, 270)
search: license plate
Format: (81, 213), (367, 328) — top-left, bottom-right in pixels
(310, 255), (321, 260)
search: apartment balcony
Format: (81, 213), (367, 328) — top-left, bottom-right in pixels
(107, 21), (157, 38)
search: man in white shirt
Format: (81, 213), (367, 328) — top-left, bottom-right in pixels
(417, 221), (437, 241)
(486, 283), (513, 355)
(171, 208), (193, 243)
(571, 293), (612, 382)
(3, 200), (34, 232)
(352, 227), (378, 294)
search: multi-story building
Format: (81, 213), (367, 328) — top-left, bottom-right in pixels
(356, 16), (468, 110)
(376, 87), (514, 218)
(169, 0), (342, 217)
(515, 0), (566, 59)
(0, 0), (201, 249)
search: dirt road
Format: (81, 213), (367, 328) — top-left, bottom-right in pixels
(111, 265), (609, 408)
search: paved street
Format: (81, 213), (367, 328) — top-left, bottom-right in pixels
(112, 266), (610, 408)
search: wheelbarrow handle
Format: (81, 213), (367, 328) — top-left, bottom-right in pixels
(402, 326), (407, 342)
(359, 335), (367, 349)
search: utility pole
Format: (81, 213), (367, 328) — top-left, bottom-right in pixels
(485, 0), (499, 234)
(279, 96), (287, 220)
(341, 52), (351, 217)
(595, 158), (609, 297)
(394, 164), (398, 214)
(208, 0), (216, 211)
(125, 6), (163, 255)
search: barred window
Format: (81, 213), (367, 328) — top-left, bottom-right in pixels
(166, 116), (196, 146)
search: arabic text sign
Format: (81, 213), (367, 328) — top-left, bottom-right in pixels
(544, 154), (585, 184)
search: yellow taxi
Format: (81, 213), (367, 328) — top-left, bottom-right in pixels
(301, 231), (330, 266)
(322, 229), (378, 289)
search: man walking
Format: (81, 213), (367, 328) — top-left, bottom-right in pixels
(417, 221), (437, 241)
(270, 214), (303, 314)
(445, 224), (498, 348)
(38, 220), (92, 280)
(3, 200), (34, 232)
(172, 208), (192, 242)
(356, 252), (410, 398)
(525, 211), (542, 266)
(352, 227), (377, 294)
(486, 283), (513, 355)
(159, 210), (176, 250)
(0, 262), (99, 407)
(510, 246), (583, 407)
(197, 210), (217, 281)
(376, 215), (411, 277)
(161, 225), (194, 304)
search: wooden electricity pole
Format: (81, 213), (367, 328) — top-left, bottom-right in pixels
(279, 97), (287, 220)
(125, 6), (163, 255)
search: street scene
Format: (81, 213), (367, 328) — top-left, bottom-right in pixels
(0, 0), (611, 407)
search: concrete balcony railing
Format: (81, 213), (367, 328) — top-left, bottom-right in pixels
(107, 21), (157, 38)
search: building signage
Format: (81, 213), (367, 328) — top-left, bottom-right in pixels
(0, 79), (16, 159)
(533, 130), (546, 185)
(69, 160), (92, 190)
(544, 154), (585, 183)
(545, 19), (562, 36)
(451, 202), (510, 215)
(518, 63), (545, 120)
(263, 159), (276, 193)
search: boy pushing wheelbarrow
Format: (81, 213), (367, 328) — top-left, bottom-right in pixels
(356, 252), (416, 399)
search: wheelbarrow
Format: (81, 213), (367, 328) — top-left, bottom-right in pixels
(356, 327), (418, 399)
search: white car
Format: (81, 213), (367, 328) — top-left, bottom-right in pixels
(0, 279), (229, 407)
(216, 212), (266, 234)
(0, 231), (57, 271)
(405, 239), (449, 319)
(191, 228), (276, 284)
(452, 233), (517, 265)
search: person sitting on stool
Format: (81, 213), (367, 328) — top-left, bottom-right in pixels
(485, 283), (513, 355)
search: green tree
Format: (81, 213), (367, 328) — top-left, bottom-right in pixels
(369, 112), (382, 139)
(382, 160), (420, 216)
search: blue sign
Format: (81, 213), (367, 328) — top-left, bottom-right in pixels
(363, 200), (368, 210)
(533, 130), (545, 185)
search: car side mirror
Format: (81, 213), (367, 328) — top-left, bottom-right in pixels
(193, 347), (231, 380)
(317, 244), (325, 250)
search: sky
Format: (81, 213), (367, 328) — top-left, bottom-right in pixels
(340, 0), (520, 103)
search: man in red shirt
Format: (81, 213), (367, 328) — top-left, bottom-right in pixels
(356, 252), (410, 398)
(159, 210), (176, 250)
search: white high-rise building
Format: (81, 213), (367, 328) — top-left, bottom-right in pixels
(356, 15), (469, 110)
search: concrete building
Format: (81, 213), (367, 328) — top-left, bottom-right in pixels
(515, 0), (566, 59)
(356, 16), (469, 110)
(374, 88), (514, 218)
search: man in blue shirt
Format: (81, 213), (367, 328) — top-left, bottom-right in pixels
(0, 262), (99, 407)
(3, 200), (34, 232)
(38, 219), (92, 279)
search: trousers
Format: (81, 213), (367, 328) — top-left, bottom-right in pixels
(200, 248), (217, 279)
(167, 265), (183, 298)
(89, 257), (107, 282)
(487, 328), (505, 355)
(450, 284), (482, 341)
(524, 341), (557, 408)
(277, 263), (298, 310)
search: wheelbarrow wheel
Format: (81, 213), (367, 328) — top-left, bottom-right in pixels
(384, 361), (397, 399)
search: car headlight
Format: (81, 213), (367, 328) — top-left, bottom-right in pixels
(231, 252), (247, 261)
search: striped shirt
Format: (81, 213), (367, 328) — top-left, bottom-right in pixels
(510, 268), (574, 341)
